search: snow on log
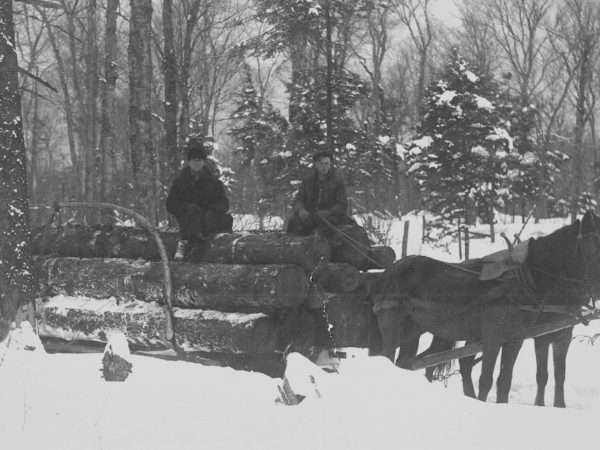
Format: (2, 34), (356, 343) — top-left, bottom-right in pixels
(280, 352), (334, 403)
(36, 256), (308, 314)
(310, 262), (360, 293)
(36, 296), (280, 355)
(358, 246), (396, 271)
(31, 226), (331, 269)
(312, 293), (378, 349)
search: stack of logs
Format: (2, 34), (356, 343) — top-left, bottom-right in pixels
(32, 224), (394, 375)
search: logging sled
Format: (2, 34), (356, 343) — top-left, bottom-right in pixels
(31, 209), (600, 407)
(32, 220), (393, 377)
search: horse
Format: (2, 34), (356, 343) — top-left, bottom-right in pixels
(371, 211), (600, 404)
(454, 322), (573, 407)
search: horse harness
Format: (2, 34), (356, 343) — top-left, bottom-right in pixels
(372, 257), (585, 319)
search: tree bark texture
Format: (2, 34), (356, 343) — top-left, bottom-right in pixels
(31, 226), (331, 269)
(0, 0), (36, 341)
(36, 297), (279, 355)
(162, 0), (179, 177)
(307, 262), (360, 293)
(129, 0), (157, 221)
(100, 0), (119, 210)
(37, 256), (308, 314)
(331, 225), (371, 267)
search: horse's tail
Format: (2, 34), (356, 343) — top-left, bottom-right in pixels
(424, 339), (456, 382)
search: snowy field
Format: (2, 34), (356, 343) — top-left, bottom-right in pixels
(1, 214), (600, 450)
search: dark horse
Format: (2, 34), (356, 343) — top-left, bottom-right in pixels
(372, 211), (600, 404)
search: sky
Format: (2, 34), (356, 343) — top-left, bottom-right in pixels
(2, 214), (600, 450)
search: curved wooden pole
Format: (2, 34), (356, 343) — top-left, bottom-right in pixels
(30, 202), (179, 352)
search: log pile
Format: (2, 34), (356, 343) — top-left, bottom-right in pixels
(33, 225), (393, 375)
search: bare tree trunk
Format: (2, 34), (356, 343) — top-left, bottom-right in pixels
(60, 0), (88, 203)
(29, 69), (40, 202)
(177, 1), (201, 146)
(129, 0), (157, 222)
(86, 0), (99, 222)
(0, 0), (36, 342)
(394, 0), (434, 117)
(100, 0), (119, 217)
(36, 6), (82, 199)
(163, 0), (179, 176)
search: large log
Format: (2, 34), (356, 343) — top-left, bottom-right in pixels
(36, 296), (279, 355)
(37, 256), (308, 314)
(278, 307), (318, 355)
(331, 225), (371, 267)
(358, 246), (396, 271)
(31, 225), (331, 269)
(311, 262), (360, 293)
(40, 337), (286, 377)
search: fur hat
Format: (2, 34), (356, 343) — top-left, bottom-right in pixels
(185, 138), (207, 161)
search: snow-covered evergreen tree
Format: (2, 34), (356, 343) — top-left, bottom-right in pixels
(252, 2), (399, 211)
(230, 65), (289, 222)
(407, 51), (517, 236)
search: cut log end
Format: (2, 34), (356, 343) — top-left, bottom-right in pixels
(276, 266), (309, 308)
(312, 263), (360, 293)
(250, 317), (280, 355)
(359, 246), (396, 271)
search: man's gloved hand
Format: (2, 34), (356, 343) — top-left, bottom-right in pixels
(298, 207), (311, 222)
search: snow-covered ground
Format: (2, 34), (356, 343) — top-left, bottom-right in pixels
(1, 214), (600, 450)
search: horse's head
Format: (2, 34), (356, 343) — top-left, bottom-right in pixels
(576, 210), (600, 295)
(366, 262), (410, 360)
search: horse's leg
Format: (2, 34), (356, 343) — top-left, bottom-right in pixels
(534, 335), (550, 407)
(396, 336), (420, 370)
(478, 341), (500, 402)
(496, 338), (524, 403)
(419, 337), (454, 382)
(458, 354), (476, 398)
(552, 327), (573, 408)
(374, 308), (407, 362)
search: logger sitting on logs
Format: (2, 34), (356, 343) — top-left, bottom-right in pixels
(286, 150), (355, 240)
(166, 135), (233, 260)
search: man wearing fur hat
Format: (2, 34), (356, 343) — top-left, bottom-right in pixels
(166, 136), (233, 260)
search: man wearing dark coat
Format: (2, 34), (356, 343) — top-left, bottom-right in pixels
(166, 136), (233, 260)
(286, 150), (354, 236)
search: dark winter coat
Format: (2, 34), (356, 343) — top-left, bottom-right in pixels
(292, 168), (349, 218)
(166, 166), (229, 218)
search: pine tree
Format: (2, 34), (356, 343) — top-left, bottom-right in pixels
(407, 51), (517, 237)
(230, 66), (288, 224)
(252, 0), (389, 214)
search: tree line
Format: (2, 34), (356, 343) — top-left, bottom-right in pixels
(10, 0), (600, 229)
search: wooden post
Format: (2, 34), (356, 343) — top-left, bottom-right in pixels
(464, 226), (470, 260)
(457, 219), (462, 260)
(401, 220), (410, 258)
